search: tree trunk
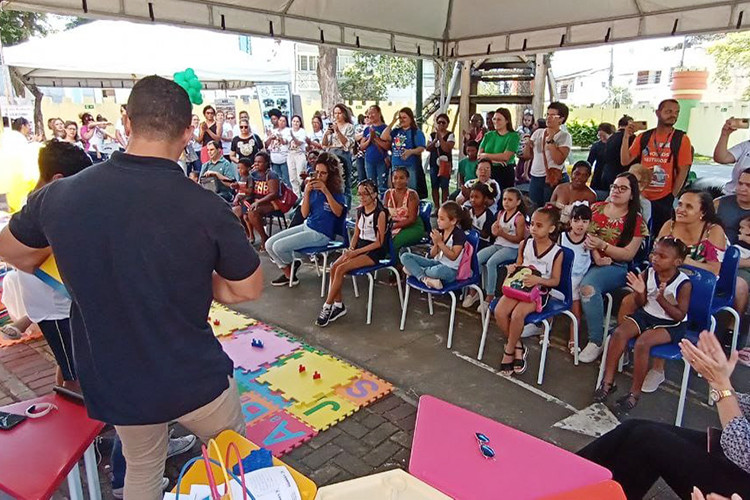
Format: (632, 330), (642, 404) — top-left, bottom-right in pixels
(9, 67), (44, 139)
(317, 45), (342, 113)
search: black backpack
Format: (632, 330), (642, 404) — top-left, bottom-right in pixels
(634, 128), (688, 166)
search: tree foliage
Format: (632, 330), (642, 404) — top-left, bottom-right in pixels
(339, 52), (416, 101)
(708, 32), (750, 99)
(567, 120), (599, 148)
(0, 11), (49, 46)
(603, 85), (633, 108)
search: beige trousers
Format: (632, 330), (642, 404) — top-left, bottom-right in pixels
(114, 377), (245, 499)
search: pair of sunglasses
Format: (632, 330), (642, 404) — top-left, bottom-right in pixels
(475, 432), (495, 459)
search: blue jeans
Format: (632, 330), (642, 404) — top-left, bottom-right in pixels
(401, 254), (458, 283)
(580, 262), (628, 346)
(272, 161), (290, 187)
(111, 435), (126, 489)
(478, 245), (518, 295)
(365, 159), (388, 195)
(355, 155), (366, 185)
(265, 223), (330, 267)
(529, 175), (552, 209)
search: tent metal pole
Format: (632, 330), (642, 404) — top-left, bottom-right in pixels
(416, 59), (423, 127)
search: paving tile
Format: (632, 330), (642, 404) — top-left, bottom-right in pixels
(306, 426), (342, 450)
(360, 412), (386, 429)
(394, 413), (417, 432)
(384, 402), (416, 421)
(335, 418), (369, 439)
(332, 450), (373, 477)
(367, 395), (402, 414)
(301, 443), (343, 470)
(361, 421), (399, 448)
(309, 462), (344, 486)
(389, 430), (413, 449)
(362, 440), (402, 468)
(285, 444), (314, 461)
(333, 432), (370, 457)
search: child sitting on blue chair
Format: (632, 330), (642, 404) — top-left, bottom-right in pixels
(401, 201), (472, 290)
(316, 179), (388, 327)
(494, 205), (564, 376)
(594, 237), (692, 414)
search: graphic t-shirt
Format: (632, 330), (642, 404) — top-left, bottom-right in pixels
(289, 128), (308, 153)
(391, 127), (426, 168)
(628, 130), (693, 201)
(231, 134), (262, 162)
(250, 170), (281, 198)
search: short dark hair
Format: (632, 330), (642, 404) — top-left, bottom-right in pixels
(12, 117), (29, 131)
(393, 166), (410, 178)
(570, 203), (593, 222)
(598, 122), (615, 135)
(572, 160), (592, 175)
(465, 140), (479, 150)
(255, 150), (270, 165)
(477, 158), (493, 169)
(238, 157), (253, 169)
(207, 140), (221, 150)
(268, 108), (282, 119)
(741, 167), (750, 178)
(38, 140), (92, 181)
(617, 115), (633, 128)
(127, 76), (191, 141)
(657, 99), (679, 111)
(435, 113), (450, 124)
(202, 105), (215, 116)
(655, 236), (689, 260)
(547, 102), (569, 123)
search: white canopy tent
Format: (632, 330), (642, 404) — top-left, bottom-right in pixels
(4, 0), (747, 60)
(3, 20), (292, 89)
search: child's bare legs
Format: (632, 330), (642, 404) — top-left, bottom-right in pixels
(325, 254), (373, 305)
(599, 319), (640, 389)
(495, 296), (517, 370)
(246, 204), (274, 250)
(620, 294), (667, 377)
(508, 301), (536, 369)
(630, 328), (671, 397)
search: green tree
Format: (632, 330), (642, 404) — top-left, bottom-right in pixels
(708, 32), (750, 99)
(603, 85), (633, 108)
(339, 52), (416, 101)
(0, 11), (49, 46)
(64, 17), (93, 30)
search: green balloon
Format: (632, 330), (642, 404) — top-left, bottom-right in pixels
(193, 94), (203, 105)
(189, 80), (201, 91)
(184, 68), (196, 78)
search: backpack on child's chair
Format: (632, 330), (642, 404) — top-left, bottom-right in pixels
(456, 242), (474, 281)
(502, 266), (546, 312)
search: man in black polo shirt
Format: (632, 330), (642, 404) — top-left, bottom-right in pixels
(0, 76), (262, 499)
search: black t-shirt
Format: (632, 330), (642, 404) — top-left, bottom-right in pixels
(231, 134), (262, 162)
(9, 151), (260, 425)
(202, 123), (218, 146)
(601, 130), (635, 188)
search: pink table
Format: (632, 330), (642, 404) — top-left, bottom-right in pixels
(409, 395), (611, 500)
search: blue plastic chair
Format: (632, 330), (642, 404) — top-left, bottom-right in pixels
(403, 201), (433, 253)
(595, 265), (717, 426)
(291, 210), (350, 297)
(348, 227), (404, 324)
(399, 230), (484, 349)
(710, 245), (741, 352)
(479, 247), (579, 385)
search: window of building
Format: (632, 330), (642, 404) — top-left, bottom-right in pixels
(238, 36), (252, 54)
(297, 55), (318, 73)
(636, 70), (662, 86)
(559, 83), (569, 99)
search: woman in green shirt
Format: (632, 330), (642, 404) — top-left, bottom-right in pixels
(478, 107), (520, 190)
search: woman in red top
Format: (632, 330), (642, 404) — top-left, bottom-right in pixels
(578, 173), (649, 364)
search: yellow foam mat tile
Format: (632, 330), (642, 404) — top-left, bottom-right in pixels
(288, 393), (360, 431)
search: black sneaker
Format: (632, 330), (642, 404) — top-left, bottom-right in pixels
(271, 274), (298, 287)
(328, 304), (347, 323)
(316, 306), (332, 327)
(291, 260), (302, 281)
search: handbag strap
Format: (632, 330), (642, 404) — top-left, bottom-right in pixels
(541, 130), (551, 175)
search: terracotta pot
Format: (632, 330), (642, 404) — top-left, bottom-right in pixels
(671, 70), (709, 100)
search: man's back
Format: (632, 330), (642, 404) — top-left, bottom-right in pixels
(9, 152), (258, 425)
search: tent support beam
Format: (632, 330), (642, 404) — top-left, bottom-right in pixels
(532, 54), (547, 119)
(457, 60), (472, 159)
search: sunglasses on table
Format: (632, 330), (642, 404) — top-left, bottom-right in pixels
(475, 432), (496, 460)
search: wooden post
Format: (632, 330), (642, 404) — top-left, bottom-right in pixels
(457, 59), (472, 159)
(532, 54), (547, 119)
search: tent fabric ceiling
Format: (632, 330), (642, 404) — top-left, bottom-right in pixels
(3, 19), (292, 88)
(5, 0), (748, 59)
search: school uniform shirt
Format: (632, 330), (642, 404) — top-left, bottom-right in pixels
(437, 227), (467, 269)
(494, 210), (524, 248)
(560, 232), (592, 278)
(528, 128), (573, 177)
(521, 239), (564, 300)
(305, 190), (347, 239)
(469, 207), (494, 245)
(8, 151), (260, 425)
(724, 140), (750, 195)
(735, 241), (750, 260)
(641, 268), (689, 322)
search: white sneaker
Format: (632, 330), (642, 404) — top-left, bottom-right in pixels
(476, 300), (489, 315)
(167, 434), (197, 458)
(112, 478), (169, 498)
(521, 323), (543, 338)
(579, 342), (604, 363)
(641, 369), (665, 393)
(462, 292), (479, 308)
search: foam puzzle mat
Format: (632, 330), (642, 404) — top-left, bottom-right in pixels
(211, 303), (393, 456)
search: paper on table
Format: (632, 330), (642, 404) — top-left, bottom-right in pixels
(164, 466), (301, 500)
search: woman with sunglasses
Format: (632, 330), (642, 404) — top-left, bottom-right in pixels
(316, 179), (388, 327)
(427, 113), (455, 208)
(478, 107), (520, 191)
(230, 118), (262, 167)
(577, 173), (649, 364)
(634, 189), (728, 392)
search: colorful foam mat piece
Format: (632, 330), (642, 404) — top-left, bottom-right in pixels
(219, 309), (392, 457)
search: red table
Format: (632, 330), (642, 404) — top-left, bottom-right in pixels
(409, 395), (612, 500)
(0, 394), (105, 500)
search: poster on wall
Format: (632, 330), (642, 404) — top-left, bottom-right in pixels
(256, 83), (292, 136)
(214, 98), (236, 120)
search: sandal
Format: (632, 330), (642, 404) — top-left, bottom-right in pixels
(513, 343), (528, 375)
(0, 325), (23, 341)
(500, 350), (515, 375)
(593, 381), (617, 403)
(615, 392), (640, 414)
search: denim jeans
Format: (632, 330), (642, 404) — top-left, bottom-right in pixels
(365, 159), (388, 195)
(355, 155), (366, 185)
(265, 223), (330, 267)
(529, 175), (552, 209)
(271, 161), (291, 187)
(111, 434), (127, 489)
(580, 262), (628, 346)
(478, 245), (518, 295)
(401, 254), (458, 283)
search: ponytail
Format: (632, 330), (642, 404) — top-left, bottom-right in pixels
(441, 201), (473, 231)
(536, 204), (562, 241)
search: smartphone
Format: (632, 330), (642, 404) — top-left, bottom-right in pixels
(730, 118), (750, 129)
(0, 410), (26, 431)
(633, 120), (648, 131)
(707, 426), (722, 454)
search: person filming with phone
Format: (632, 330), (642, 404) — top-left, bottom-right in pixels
(714, 117), (750, 196)
(620, 99), (694, 235)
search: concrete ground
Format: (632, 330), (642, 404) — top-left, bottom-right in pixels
(2, 251), (748, 498)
